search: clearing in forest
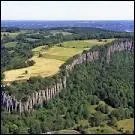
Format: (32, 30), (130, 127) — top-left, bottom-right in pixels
(60, 39), (114, 48)
(1, 30), (27, 39)
(4, 57), (64, 83)
(4, 39), (114, 83)
(117, 118), (134, 132)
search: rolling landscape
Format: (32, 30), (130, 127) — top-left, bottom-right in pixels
(1, 1), (134, 134)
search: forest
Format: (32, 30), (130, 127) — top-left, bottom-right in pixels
(1, 27), (134, 134)
(1, 27), (133, 72)
(1, 48), (134, 134)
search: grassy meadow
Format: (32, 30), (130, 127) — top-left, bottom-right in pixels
(85, 126), (119, 134)
(50, 30), (73, 36)
(1, 30), (27, 39)
(60, 39), (114, 48)
(4, 56), (64, 82)
(4, 39), (114, 83)
(117, 118), (134, 132)
(4, 41), (18, 48)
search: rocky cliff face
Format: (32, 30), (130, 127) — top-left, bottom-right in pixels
(107, 40), (134, 63)
(1, 40), (134, 114)
(1, 77), (67, 114)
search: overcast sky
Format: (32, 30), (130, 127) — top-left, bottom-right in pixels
(1, 1), (134, 20)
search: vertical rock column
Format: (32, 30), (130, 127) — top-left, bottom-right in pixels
(62, 76), (67, 88)
(19, 100), (22, 114)
(46, 88), (49, 101)
(86, 52), (93, 62)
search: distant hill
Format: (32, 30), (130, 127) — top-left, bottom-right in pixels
(1, 20), (134, 32)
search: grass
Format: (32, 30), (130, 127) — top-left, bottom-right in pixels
(54, 130), (80, 134)
(1, 32), (19, 38)
(4, 46), (84, 83)
(1, 31), (27, 39)
(117, 118), (134, 132)
(42, 54), (69, 61)
(26, 38), (39, 41)
(4, 41), (18, 48)
(85, 126), (119, 134)
(4, 39), (114, 83)
(88, 105), (98, 114)
(33, 46), (86, 61)
(32, 45), (49, 52)
(87, 101), (114, 114)
(50, 30), (72, 36)
(60, 39), (114, 48)
(4, 56), (64, 82)
(42, 47), (84, 61)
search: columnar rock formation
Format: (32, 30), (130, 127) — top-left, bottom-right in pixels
(107, 40), (134, 63)
(1, 40), (134, 114)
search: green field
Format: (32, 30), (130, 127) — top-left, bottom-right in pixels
(87, 101), (114, 114)
(4, 42), (28, 48)
(60, 39), (114, 48)
(32, 46), (87, 61)
(117, 118), (134, 133)
(1, 32), (19, 38)
(1, 31), (27, 39)
(85, 126), (119, 134)
(4, 41), (18, 48)
(53, 130), (80, 134)
(42, 47), (85, 61)
(26, 38), (39, 41)
(4, 39), (113, 83)
(50, 30), (72, 36)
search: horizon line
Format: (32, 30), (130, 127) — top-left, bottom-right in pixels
(2, 19), (134, 21)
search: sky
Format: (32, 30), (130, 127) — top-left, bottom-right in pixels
(1, 1), (134, 20)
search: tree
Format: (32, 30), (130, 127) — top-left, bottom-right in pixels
(27, 60), (35, 66)
(91, 95), (99, 105)
(1, 72), (5, 80)
(29, 120), (41, 134)
(25, 70), (28, 74)
(96, 104), (109, 114)
(38, 52), (43, 57)
(18, 127), (28, 134)
(124, 130), (132, 134)
(53, 116), (65, 130)
(1, 125), (9, 134)
(98, 39), (103, 42)
(89, 112), (104, 127)
(9, 124), (19, 134)
(108, 117), (117, 127)
(65, 112), (73, 128)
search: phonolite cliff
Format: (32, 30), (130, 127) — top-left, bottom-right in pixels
(1, 39), (134, 114)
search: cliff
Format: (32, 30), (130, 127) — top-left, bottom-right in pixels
(1, 39), (134, 114)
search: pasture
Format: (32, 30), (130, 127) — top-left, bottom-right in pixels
(117, 118), (134, 132)
(41, 47), (84, 61)
(4, 41), (18, 48)
(4, 56), (64, 82)
(1, 30), (27, 39)
(85, 126), (119, 134)
(60, 39), (114, 48)
(33, 46), (86, 61)
(4, 39), (113, 83)
(50, 30), (72, 36)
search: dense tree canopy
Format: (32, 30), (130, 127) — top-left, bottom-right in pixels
(1, 48), (134, 134)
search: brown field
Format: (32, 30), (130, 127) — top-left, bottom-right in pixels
(4, 56), (64, 82)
